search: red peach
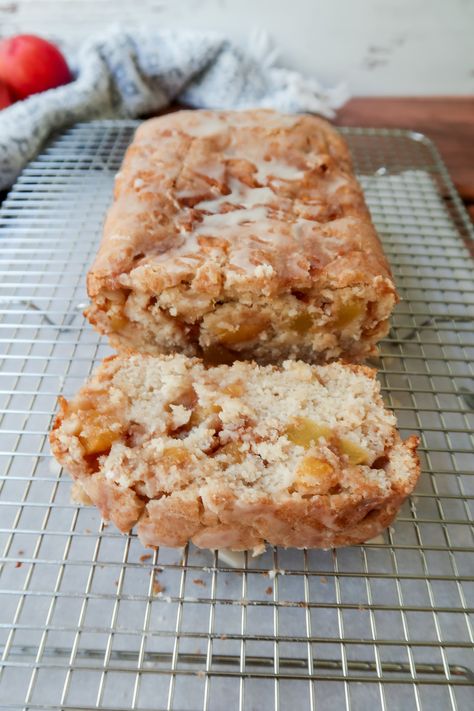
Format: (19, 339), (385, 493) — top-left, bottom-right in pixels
(0, 34), (72, 100)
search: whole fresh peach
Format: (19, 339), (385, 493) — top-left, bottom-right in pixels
(0, 78), (14, 108)
(0, 34), (72, 100)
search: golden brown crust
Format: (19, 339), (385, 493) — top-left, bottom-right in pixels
(50, 354), (419, 551)
(88, 110), (392, 296)
(136, 441), (419, 550)
(85, 109), (397, 363)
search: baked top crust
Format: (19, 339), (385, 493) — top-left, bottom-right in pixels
(50, 355), (419, 551)
(87, 109), (395, 301)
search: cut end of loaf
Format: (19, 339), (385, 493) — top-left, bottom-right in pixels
(85, 278), (397, 365)
(50, 355), (419, 550)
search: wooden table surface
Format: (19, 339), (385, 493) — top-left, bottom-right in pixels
(335, 96), (474, 223)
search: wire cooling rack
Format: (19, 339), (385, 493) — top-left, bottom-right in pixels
(0, 122), (473, 711)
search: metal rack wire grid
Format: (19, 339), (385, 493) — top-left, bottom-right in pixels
(0, 121), (473, 711)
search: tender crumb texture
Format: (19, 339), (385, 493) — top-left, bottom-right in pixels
(85, 109), (397, 364)
(50, 354), (419, 550)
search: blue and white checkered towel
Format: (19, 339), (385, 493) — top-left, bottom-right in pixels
(0, 27), (346, 190)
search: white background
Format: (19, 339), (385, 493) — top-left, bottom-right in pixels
(0, 0), (473, 95)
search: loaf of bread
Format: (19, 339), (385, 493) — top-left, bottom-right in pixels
(50, 354), (419, 551)
(85, 109), (397, 365)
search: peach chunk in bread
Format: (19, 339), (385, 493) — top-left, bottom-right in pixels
(85, 109), (398, 364)
(50, 355), (419, 551)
